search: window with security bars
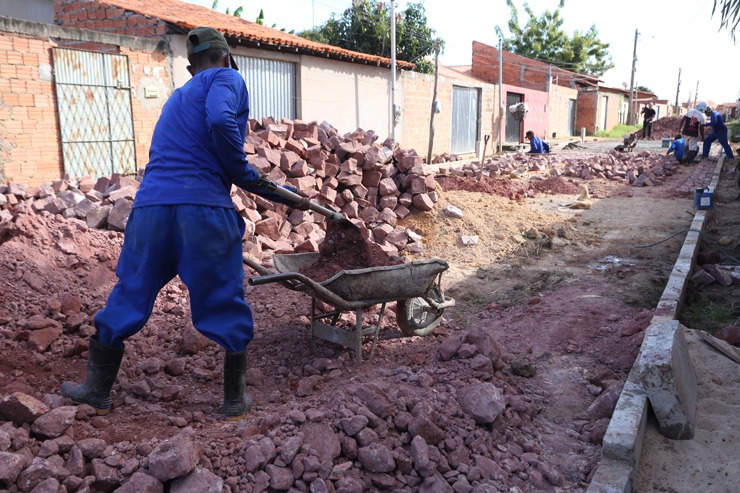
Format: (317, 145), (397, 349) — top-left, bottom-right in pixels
(52, 48), (136, 179)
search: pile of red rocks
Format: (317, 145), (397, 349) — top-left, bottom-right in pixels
(0, 119), (441, 261)
(0, 325), (579, 493)
(630, 116), (683, 141)
(442, 149), (681, 188)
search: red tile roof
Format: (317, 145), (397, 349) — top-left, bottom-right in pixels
(99, 0), (414, 69)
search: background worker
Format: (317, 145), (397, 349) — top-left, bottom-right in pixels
(679, 101), (707, 163)
(61, 27), (310, 421)
(641, 102), (657, 139)
(702, 106), (734, 161)
(666, 134), (686, 163)
(525, 130), (550, 154)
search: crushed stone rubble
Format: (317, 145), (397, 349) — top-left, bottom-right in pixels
(0, 213), (618, 492)
(0, 118), (675, 493)
(443, 146), (682, 189)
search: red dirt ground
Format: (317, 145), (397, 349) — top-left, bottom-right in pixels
(0, 158), (701, 492)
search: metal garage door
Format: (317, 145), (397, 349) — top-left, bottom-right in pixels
(506, 92), (524, 143)
(568, 99), (577, 136)
(52, 48), (136, 178)
(233, 55), (296, 121)
(451, 86), (479, 154)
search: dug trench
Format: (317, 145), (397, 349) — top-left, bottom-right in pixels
(0, 148), (734, 492)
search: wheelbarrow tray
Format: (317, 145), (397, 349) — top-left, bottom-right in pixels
(244, 252), (453, 363)
(272, 252), (448, 306)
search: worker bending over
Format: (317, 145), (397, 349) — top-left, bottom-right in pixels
(525, 131), (550, 154)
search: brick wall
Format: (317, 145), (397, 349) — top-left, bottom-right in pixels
(54, 0), (168, 37)
(576, 90), (598, 135)
(471, 41), (589, 94)
(401, 70), (497, 159)
(123, 48), (172, 174)
(0, 17), (169, 186)
(0, 32), (61, 184)
(576, 89), (628, 135)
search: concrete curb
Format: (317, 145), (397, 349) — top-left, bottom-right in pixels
(586, 154), (727, 492)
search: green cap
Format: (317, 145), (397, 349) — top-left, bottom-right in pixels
(186, 26), (238, 70)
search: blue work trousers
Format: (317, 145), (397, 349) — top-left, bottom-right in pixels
(702, 130), (734, 159)
(94, 205), (253, 352)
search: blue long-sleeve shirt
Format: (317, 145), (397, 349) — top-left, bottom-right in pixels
(528, 137), (549, 154)
(667, 138), (685, 161)
(706, 111), (728, 134)
(134, 67), (291, 209)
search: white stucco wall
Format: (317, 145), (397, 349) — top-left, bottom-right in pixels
(299, 57), (396, 140)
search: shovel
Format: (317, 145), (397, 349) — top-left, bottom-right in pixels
(257, 178), (360, 231)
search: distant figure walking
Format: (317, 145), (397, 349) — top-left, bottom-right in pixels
(641, 102), (656, 139)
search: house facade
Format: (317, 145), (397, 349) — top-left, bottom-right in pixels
(2, 0), (697, 187)
(576, 86), (626, 135)
(471, 41), (590, 144)
(0, 16), (170, 185)
(1, 0), (509, 185)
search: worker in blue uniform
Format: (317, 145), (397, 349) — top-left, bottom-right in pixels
(702, 107), (734, 160)
(525, 130), (550, 154)
(666, 134), (686, 163)
(61, 27), (309, 420)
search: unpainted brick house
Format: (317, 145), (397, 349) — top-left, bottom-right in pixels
(471, 41), (594, 143)
(0, 16), (169, 186)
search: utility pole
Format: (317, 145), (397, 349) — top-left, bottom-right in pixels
(674, 68), (681, 107)
(426, 44), (440, 165)
(627, 29), (638, 125)
(390, 0), (397, 141)
(693, 81), (699, 107)
(497, 38), (504, 154)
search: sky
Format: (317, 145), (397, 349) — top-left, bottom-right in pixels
(183, 0), (739, 104)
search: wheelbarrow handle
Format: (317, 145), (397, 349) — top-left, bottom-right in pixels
(249, 271), (361, 311)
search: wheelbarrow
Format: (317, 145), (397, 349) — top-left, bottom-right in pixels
(243, 253), (455, 362)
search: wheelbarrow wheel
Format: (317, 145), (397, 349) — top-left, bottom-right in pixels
(397, 286), (444, 337)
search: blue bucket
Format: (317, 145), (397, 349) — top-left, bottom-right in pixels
(694, 188), (714, 210)
(662, 138), (671, 148)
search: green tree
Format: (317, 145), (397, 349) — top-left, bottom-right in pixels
(211, 0), (242, 17)
(713, 0), (739, 40)
(254, 8), (294, 33)
(211, 3), (293, 33)
(636, 85), (655, 94)
(297, 1), (444, 74)
(495, 0), (614, 77)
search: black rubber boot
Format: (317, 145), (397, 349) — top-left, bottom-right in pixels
(60, 336), (124, 416)
(223, 349), (253, 421)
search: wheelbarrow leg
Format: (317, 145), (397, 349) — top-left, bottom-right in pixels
(353, 307), (363, 364)
(366, 302), (386, 362)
